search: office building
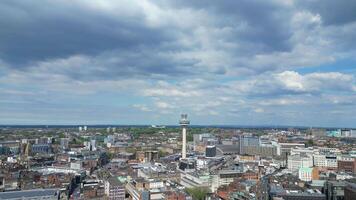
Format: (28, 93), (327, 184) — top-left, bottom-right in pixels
(105, 177), (125, 200)
(206, 145), (217, 157)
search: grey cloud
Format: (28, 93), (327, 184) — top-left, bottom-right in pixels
(298, 0), (356, 26)
(0, 1), (173, 65)
(167, 0), (294, 53)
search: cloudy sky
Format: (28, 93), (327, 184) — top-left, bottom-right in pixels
(0, 0), (355, 127)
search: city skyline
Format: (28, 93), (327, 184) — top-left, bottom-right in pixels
(0, 0), (356, 127)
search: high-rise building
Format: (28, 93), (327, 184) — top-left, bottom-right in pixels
(239, 135), (260, 155)
(206, 145), (217, 157)
(179, 114), (190, 159)
(60, 138), (69, 150)
(90, 139), (96, 151)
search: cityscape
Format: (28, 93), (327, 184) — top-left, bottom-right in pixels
(0, 117), (355, 199)
(0, 1), (356, 200)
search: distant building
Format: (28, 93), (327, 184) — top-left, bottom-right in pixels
(326, 155), (338, 169)
(299, 167), (313, 182)
(274, 142), (305, 157)
(60, 138), (69, 150)
(105, 177), (125, 200)
(345, 183), (356, 200)
(313, 154), (327, 168)
(0, 141), (20, 155)
(327, 129), (341, 137)
(239, 135), (260, 154)
(31, 144), (51, 154)
(288, 154), (313, 171)
(205, 145), (216, 157)
(164, 190), (190, 200)
(82, 180), (105, 199)
(0, 189), (60, 200)
(338, 157), (356, 173)
(90, 139), (96, 151)
(298, 167), (319, 182)
(244, 144), (277, 157)
(325, 181), (346, 200)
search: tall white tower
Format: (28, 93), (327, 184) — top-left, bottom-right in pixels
(179, 114), (190, 159)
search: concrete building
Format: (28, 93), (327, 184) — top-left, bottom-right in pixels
(326, 155), (338, 169)
(60, 138), (69, 150)
(180, 172), (211, 191)
(345, 183), (356, 200)
(288, 154), (313, 171)
(239, 135), (260, 155)
(205, 145), (216, 157)
(338, 156), (356, 173)
(298, 167), (313, 182)
(105, 177), (125, 200)
(0, 189), (60, 200)
(126, 179), (165, 200)
(31, 144), (51, 154)
(244, 144), (277, 157)
(274, 142), (305, 157)
(325, 181), (346, 200)
(313, 154), (327, 168)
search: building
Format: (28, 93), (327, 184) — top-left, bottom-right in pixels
(338, 157), (356, 173)
(344, 183), (356, 200)
(326, 156), (338, 169)
(180, 172), (211, 191)
(313, 154), (327, 168)
(126, 179), (165, 200)
(0, 189), (60, 200)
(206, 145), (216, 157)
(341, 129), (351, 137)
(239, 135), (260, 155)
(244, 144), (277, 157)
(31, 144), (52, 154)
(299, 167), (313, 182)
(164, 190), (190, 200)
(273, 142), (305, 157)
(0, 141), (20, 154)
(288, 155), (313, 171)
(211, 170), (242, 192)
(325, 181), (346, 200)
(60, 138), (69, 150)
(90, 139), (96, 151)
(82, 180), (105, 199)
(105, 177), (125, 200)
(298, 167), (318, 182)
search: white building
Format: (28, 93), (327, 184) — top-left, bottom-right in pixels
(288, 155), (313, 171)
(291, 147), (317, 157)
(325, 155), (338, 168)
(180, 172), (211, 191)
(298, 167), (313, 182)
(313, 154), (327, 167)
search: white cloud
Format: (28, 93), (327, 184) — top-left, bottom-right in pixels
(132, 104), (151, 112)
(155, 101), (175, 109)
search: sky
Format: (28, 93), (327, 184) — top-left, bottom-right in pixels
(0, 0), (355, 127)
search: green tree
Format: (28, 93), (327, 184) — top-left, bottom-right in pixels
(306, 139), (314, 147)
(186, 187), (209, 200)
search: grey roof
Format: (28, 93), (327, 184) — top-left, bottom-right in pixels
(0, 189), (59, 199)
